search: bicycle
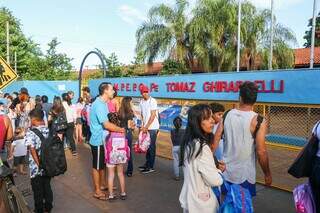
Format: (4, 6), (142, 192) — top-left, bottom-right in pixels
(0, 160), (31, 213)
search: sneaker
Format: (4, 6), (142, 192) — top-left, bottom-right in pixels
(72, 151), (78, 156)
(126, 173), (133, 177)
(174, 177), (180, 181)
(141, 168), (155, 174)
(138, 166), (146, 171)
(108, 195), (117, 202)
(120, 193), (127, 200)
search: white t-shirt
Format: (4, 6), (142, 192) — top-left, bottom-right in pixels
(63, 101), (76, 123)
(312, 121), (320, 157)
(139, 97), (160, 130)
(12, 139), (27, 157)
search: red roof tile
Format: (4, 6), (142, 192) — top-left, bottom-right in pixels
(294, 47), (320, 66)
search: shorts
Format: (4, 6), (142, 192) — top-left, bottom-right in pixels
(91, 145), (105, 170)
(106, 163), (116, 168)
(76, 118), (83, 125)
(13, 156), (26, 166)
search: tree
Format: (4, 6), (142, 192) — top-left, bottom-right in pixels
(105, 52), (124, 77)
(189, 0), (237, 72)
(136, 0), (192, 67)
(0, 8), (43, 78)
(160, 59), (190, 75)
(44, 38), (73, 80)
(303, 13), (320, 47)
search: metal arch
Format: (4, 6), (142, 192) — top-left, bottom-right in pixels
(78, 50), (107, 98)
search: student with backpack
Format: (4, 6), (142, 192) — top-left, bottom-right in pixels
(25, 108), (53, 213)
(170, 116), (185, 181)
(105, 112), (129, 201)
(48, 96), (67, 138)
(119, 96), (136, 177)
(212, 82), (272, 211)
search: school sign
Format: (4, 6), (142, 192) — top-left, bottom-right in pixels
(89, 69), (320, 105)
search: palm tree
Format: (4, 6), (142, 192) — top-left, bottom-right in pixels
(189, 0), (237, 72)
(241, 2), (297, 70)
(136, 0), (192, 66)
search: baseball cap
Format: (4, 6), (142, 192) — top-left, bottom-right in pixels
(140, 85), (149, 94)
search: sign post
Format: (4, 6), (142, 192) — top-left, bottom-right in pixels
(0, 57), (18, 90)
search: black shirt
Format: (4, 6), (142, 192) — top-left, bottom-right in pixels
(170, 129), (185, 146)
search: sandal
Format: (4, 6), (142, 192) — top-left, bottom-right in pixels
(93, 194), (107, 201)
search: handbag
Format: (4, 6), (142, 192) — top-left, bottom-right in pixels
(288, 122), (320, 178)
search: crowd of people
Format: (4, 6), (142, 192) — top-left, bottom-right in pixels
(0, 81), (319, 213)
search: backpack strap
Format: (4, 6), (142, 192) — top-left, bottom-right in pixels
(252, 115), (264, 139)
(221, 109), (231, 138)
(30, 128), (46, 143)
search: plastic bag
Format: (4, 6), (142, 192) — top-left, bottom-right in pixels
(219, 182), (253, 213)
(293, 183), (316, 213)
(134, 131), (151, 153)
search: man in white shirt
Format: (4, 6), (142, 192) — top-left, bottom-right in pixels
(139, 85), (160, 174)
(62, 93), (77, 156)
(310, 121), (320, 212)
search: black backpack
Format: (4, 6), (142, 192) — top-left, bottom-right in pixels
(31, 129), (67, 177)
(51, 112), (68, 133)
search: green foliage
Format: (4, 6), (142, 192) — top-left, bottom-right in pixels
(303, 14), (320, 47)
(161, 59), (190, 75)
(0, 7), (73, 80)
(105, 52), (124, 77)
(136, 0), (297, 72)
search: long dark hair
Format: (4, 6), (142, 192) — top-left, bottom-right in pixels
(119, 97), (134, 121)
(52, 96), (65, 115)
(179, 104), (213, 167)
(173, 116), (182, 132)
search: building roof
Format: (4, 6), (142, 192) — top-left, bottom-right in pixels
(294, 47), (320, 67)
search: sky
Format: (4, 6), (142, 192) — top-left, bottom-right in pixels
(0, 0), (317, 70)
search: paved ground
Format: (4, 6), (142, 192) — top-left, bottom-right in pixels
(14, 142), (296, 213)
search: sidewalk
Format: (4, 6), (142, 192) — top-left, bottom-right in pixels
(15, 143), (295, 213)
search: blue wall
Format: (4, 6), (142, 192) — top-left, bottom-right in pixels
(89, 69), (320, 105)
(3, 80), (79, 102)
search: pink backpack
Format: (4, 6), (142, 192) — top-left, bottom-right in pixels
(134, 132), (151, 153)
(105, 132), (130, 165)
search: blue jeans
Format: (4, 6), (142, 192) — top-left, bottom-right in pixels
(145, 130), (158, 169)
(126, 129), (133, 174)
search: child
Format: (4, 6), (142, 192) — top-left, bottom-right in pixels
(25, 108), (53, 213)
(10, 127), (27, 175)
(209, 103), (225, 161)
(106, 112), (127, 201)
(170, 116), (185, 181)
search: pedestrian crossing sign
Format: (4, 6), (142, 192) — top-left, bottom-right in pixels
(0, 57), (18, 90)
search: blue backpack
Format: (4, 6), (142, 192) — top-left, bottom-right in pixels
(219, 182), (254, 213)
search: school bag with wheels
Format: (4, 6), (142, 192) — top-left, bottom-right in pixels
(105, 132), (130, 165)
(31, 129), (67, 177)
(134, 131), (151, 153)
(219, 181), (254, 213)
(293, 182), (316, 213)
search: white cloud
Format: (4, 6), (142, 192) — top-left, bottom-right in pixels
(118, 4), (147, 25)
(247, 0), (304, 9)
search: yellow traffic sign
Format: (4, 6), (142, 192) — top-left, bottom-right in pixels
(0, 57), (18, 90)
